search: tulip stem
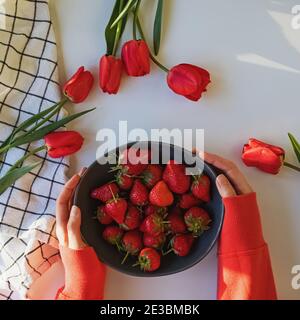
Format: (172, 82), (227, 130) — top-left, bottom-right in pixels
(112, 0), (125, 56)
(24, 98), (68, 136)
(7, 145), (46, 173)
(284, 161), (300, 173)
(0, 99), (67, 156)
(135, 16), (169, 73)
(0, 144), (10, 156)
(133, 0), (141, 41)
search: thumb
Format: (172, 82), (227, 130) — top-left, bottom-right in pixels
(67, 205), (86, 250)
(216, 174), (237, 198)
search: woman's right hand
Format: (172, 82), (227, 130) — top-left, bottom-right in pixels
(198, 151), (253, 198)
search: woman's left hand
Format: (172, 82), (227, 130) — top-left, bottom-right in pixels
(56, 168), (87, 250)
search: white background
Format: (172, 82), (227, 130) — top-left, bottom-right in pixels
(33, 0), (300, 299)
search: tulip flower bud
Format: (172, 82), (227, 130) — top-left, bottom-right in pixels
(121, 40), (150, 77)
(99, 55), (123, 94)
(44, 131), (84, 158)
(63, 66), (94, 103)
(167, 64), (211, 102)
(242, 138), (285, 175)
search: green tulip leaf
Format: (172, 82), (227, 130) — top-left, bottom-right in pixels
(105, 0), (130, 55)
(0, 161), (42, 196)
(0, 102), (61, 150)
(153, 0), (164, 55)
(288, 133), (300, 163)
(5, 108), (95, 151)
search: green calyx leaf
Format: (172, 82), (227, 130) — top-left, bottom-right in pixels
(105, 0), (130, 56)
(0, 161), (42, 196)
(1, 108), (95, 153)
(138, 255), (150, 270)
(288, 133), (300, 163)
(153, 0), (164, 55)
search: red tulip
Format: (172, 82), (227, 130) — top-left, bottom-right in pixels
(44, 131), (84, 158)
(63, 66), (94, 103)
(121, 40), (150, 77)
(242, 138), (285, 174)
(99, 55), (123, 94)
(167, 64), (211, 102)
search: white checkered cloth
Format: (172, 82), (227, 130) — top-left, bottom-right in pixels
(0, 0), (68, 299)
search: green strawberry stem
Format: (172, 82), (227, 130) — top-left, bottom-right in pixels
(132, 260), (140, 267)
(109, 185), (117, 202)
(115, 241), (122, 252)
(284, 162), (300, 173)
(135, 16), (169, 72)
(108, 167), (121, 173)
(162, 248), (173, 256)
(121, 251), (130, 265)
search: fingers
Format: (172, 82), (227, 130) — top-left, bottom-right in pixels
(216, 174), (236, 198)
(56, 168), (86, 246)
(68, 167), (87, 210)
(199, 151), (236, 172)
(198, 151), (253, 195)
(56, 174), (81, 225)
(67, 206), (87, 250)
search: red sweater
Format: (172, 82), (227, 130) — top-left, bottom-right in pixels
(56, 192), (277, 300)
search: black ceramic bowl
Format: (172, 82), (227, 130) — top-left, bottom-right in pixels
(74, 141), (224, 277)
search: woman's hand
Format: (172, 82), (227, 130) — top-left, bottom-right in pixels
(198, 151), (253, 198)
(56, 168), (87, 250)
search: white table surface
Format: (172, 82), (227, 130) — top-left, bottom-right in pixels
(30, 0), (300, 300)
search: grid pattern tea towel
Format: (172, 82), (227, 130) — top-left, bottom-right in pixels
(0, 0), (68, 299)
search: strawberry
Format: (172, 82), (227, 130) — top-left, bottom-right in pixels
(90, 182), (119, 202)
(130, 180), (149, 206)
(143, 232), (166, 249)
(103, 226), (124, 247)
(118, 148), (150, 175)
(179, 193), (201, 209)
(121, 230), (143, 264)
(96, 205), (113, 225)
(140, 213), (165, 236)
(191, 174), (211, 202)
(163, 160), (191, 194)
(144, 205), (167, 217)
(149, 181), (174, 207)
(122, 230), (143, 255)
(167, 208), (187, 234)
(104, 198), (127, 224)
(120, 204), (142, 230)
(116, 172), (133, 190)
(171, 234), (194, 257)
(184, 207), (211, 236)
(141, 164), (163, 188)
(135, 248), (161, 272)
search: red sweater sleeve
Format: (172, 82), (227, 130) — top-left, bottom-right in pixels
(55, 246), (106, 300)
(217, 192), (277, 300)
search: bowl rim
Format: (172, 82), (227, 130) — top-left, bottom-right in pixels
(74, 141), (224, 277)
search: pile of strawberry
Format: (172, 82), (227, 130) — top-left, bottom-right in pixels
(90, 148), (212, 272)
